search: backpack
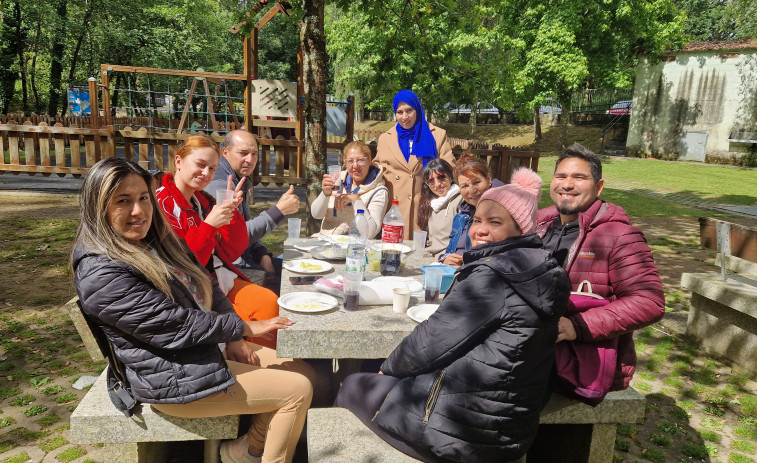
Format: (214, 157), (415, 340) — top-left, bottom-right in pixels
(553, 280), (618, 406)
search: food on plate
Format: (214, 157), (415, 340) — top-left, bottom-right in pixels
(299, 261), (323, 271)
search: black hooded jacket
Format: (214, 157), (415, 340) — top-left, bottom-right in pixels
(375, 234), (571, 462)
(72, 244), (244, 404)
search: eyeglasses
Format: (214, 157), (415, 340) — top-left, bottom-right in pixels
(344, 158), (368, 167)
(424, 173), (448, 186)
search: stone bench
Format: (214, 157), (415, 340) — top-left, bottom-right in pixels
(681, 253), (757, 373)
(307, 387), (646, 463)
(70, 368), (239, 463)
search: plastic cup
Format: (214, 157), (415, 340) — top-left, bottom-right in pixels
(328, 165), (341, 183)
(424, 267), (444, 303)
(392, 288), (411, 314)
(343, 272), (363, 311)
(413, 230), (427, 260)
(215, 189), (233, 205)
(287, 218), (301, 240)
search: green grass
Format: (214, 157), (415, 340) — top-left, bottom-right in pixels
(3, 452), (31, 463)
(23, 405), (47, 417)
(56, 446), (86, 462)
(642, 447), (667, 462)
(730, 454), (755, 463)
(650, 433), (673, 447)
(732, 440), (756, 454)
(700, 429), (722, 442)
(734, 424), (757, 440)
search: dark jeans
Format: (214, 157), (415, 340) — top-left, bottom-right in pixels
(238, 249), (282, 295)
(334, 373), (447, 463)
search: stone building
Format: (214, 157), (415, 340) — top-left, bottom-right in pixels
(626, 39), (757, 163)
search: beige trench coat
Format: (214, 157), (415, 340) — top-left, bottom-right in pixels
(374, 123), (455, 240)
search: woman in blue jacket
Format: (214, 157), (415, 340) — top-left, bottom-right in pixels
(72, 158), (312, 463)
(335, 168), (571, 463)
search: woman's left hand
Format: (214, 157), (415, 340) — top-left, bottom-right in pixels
(334, 193), (358, 211)
(244, 317), (295, 338)
(225, 339), (260, 366)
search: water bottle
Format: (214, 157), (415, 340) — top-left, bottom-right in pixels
(345, 210), (367, 274)
(381, 200), (404, 276)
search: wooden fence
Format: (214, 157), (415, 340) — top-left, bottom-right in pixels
(0, 120), (538, 186)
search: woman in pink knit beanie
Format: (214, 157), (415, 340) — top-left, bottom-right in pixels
(334, 166), (570, 463)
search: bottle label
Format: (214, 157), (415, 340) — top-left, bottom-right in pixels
(345, 256), (365, 274)
(382, 224), (404, 244)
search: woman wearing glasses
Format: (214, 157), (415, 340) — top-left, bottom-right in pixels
(415, 159), (461, 259)
(375, 89), (455, 239)
(311, 140), (389, 238)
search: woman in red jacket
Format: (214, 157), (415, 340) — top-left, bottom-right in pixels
(156, 134), (279, 349)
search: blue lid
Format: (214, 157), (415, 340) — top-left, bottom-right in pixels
(357, 209), (365, 214)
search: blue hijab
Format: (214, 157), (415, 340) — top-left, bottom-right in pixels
(393, 90), (438, 168)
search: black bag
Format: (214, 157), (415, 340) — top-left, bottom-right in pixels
(76, 300), (139, 417)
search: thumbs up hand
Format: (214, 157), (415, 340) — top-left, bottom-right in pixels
(276, 185), (300, 215)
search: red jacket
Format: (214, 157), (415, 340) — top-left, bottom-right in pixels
(156, 174), (249, 281)
(535, 199), (665, 390)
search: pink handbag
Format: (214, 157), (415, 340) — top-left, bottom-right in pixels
(554, 281), (618, 406)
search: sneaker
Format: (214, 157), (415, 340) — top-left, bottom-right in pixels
(219, 435), (262, 463)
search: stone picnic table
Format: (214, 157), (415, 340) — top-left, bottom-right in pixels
(275, 238), (435, 359)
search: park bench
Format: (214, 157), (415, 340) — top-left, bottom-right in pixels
(307, 387), (646, 463)
(681, 218), (757, 374)
(681, 252), (757, 374)
(65, 297), (240, 463)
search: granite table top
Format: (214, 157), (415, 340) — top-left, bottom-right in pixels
(276, 238), (436, 359)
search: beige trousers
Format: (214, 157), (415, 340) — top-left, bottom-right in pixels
(152, 344), (314, 463)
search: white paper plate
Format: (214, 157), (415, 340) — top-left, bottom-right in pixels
(325, 235), (350, 245)
(367, 243), (412, 254)
(283, 259), (333, 274)
(293, 239), (326, 252)
(407, 304), (440, 323)
(278, 292), (338, 313)
(310, 245), (348, 261)
(370, 276), (424, 293)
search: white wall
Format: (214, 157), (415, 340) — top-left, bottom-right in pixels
(627, 50), (757, 161)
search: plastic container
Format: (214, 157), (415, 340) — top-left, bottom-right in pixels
(346, 210), (367, 274)
(420, 265), (457, 293)
(380, 200), (404, 276)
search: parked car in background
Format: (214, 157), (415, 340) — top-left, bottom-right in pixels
(607, 100), (632, 115)
(538, 98), (562, 115)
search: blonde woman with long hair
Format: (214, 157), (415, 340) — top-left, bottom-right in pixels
(72, 158), (312, 463)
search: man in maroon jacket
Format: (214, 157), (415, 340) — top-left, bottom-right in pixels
(535, 143), (665, 400)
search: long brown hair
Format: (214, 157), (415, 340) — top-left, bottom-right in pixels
(72, 158), (213, 305)
(417, 158), (454, 231)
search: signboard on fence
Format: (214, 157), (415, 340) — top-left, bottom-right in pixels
(68, 87), (91, 116)
(326, 103), (347, 137)
(251, 79), (297, 120)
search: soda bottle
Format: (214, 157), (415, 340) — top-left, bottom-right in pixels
(345, 210), (367, 274)
(380, 200), (404, 276)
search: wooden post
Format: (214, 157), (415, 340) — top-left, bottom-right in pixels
(101, 69), (111, 127)
(346, 94), (354, 143)
(243, 36), (253, 132)
(296, 43), (304, 179)
(88, 78), (100, 129)
(178, 78), (198, 132)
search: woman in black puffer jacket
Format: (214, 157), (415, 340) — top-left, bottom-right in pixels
(72, 158), (312, 463)
(335, 169), (571, 463)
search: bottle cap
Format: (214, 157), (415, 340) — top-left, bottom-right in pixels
(357, 209), (364, 214)
(392, 200), (399, 205)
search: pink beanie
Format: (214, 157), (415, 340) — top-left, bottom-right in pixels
(478, 168), (542, 234)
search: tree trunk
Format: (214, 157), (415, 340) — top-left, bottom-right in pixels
(64, 0), (96, 116)
(14, 0), (28, 115)
(0, 1), (19, 114)
(48, 0), (67, 116)
(355, 89), (364, 123)
(301, 0), (327, 235)
(30, 19), (42, 113)
(469, 95), (478, 136)
(533, 104), (541, 141)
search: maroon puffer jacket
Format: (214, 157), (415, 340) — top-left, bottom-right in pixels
(535, 200), (665, 390)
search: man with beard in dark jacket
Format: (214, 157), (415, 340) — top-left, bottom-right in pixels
(335, 168), (571, 463)
(535, 143), (665, 410)
(208, 130), (300, 292)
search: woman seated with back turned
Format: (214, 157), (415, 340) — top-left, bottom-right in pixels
(438, 153), (504, 267)
(335, 168), (571, 463)
(415, 158), (461, 258)
(155, 134), (279, 349)
(311, 140), (388, 238)
(72, 158), (312, 463)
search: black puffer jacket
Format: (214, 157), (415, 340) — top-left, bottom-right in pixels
(375, 234), (571, 462)
(72, 245), (245, 404)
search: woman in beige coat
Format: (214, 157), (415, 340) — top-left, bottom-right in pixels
(374, 89), (455, 240)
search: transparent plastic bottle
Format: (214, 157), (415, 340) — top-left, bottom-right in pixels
(345, 210), (367, 274)
(380, 200), (404, 276)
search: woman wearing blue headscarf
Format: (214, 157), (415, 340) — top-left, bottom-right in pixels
(375, 90), (455, 239)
